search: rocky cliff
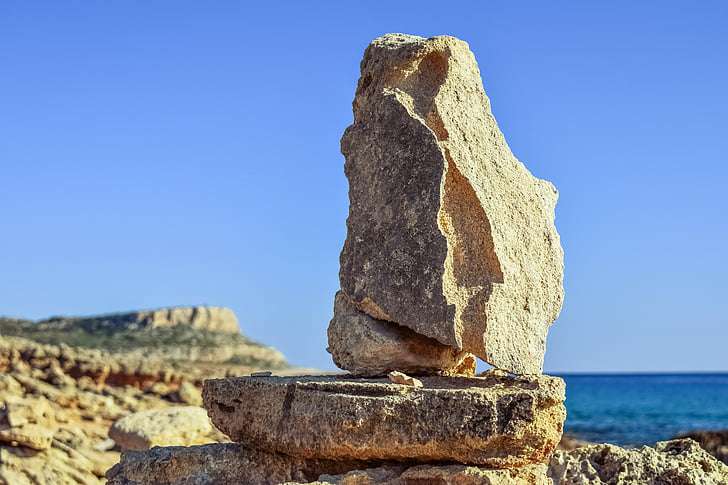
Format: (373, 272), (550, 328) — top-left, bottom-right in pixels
(0, 306), (297, 484)
(0, 306), (285, 369)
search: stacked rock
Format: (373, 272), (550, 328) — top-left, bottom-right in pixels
(202, 33), (566, 484)
(110, 33), (567, 485)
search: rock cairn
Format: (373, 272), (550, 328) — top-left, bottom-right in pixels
(110, 33), (568, 484)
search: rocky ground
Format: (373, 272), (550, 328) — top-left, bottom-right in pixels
(0, 306), (301, 484)
(2, 333), (727, 484)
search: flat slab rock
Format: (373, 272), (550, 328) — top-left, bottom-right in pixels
(335, 33), (564, 375)
(106, 443), (370, 485)
(106, 442), (550, 485)
(203, 374), (565, 467)
(299, 463), (550, 485)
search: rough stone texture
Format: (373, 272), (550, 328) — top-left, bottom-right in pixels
(204, 374), (565, 467)
(106, 443), (371, 485)
(0, 333), (300, 482)
(336, 33), (564, 374)
(300, 463), (550, 485)
(0, 424), (54, 450)
(328, 291), (476, 376)
(675, 430), (728, 464)
(1, 440), (101, 485)
(548, 439), (728, 485)
(172, 381), (204, 406)
(108, 406), (216, 451)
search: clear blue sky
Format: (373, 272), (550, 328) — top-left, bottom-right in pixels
(2, 2), (726, 372)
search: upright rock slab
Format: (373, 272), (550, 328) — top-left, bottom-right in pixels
(335, 33), (564, 374)
(203, 373), (565, 467)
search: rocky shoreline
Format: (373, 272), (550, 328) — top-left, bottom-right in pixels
(0, 306), (304, 484)
(2, 321), (727, 484)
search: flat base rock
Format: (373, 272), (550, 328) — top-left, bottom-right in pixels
(302, 463), (551, 484)
(203, 373), (565, 467)
(106, 443), (372, 485)
(106, 443), (551, 485)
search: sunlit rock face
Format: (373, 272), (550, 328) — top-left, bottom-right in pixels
(333, 33), (564, 375)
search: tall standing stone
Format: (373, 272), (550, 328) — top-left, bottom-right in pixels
(332, 33), (564, 375)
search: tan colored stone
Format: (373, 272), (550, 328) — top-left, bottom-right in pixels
(387, 371), (422, 387)
(548, 439), (728, 484)
(328, 291), (475, 376)
(108, 406), (215, 451)
(174, 381), (203, 406)
(0, 440), (101, 485)
(674, 430), (728, 464)
(336, 33), (563, 374)
(204, 374), (565, 467)
(0, 375), (23, 397)
(106, 443), (368, 485)
(1, 395), (55, 428)
(0, 424), (54, 450)
(302, 463), (550, 485)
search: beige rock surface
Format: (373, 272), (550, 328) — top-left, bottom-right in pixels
(106, 443), (369, 485)
(172, 381), (203, 406)
(0, 440), (101, 485)
(204, 374), (565, 467)
(328, 291), (476, 376)
(675, 430), (728, 464)
(0, 333), (295, 483)
(336, 33), (563, 374)
(0, 424), (54, 450)
(300, 463), (551, 485)
(548, 439), (728, 485)
(109, 406), (217, 451)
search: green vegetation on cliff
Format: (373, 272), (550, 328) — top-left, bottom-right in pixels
(0, 313), (288, 369)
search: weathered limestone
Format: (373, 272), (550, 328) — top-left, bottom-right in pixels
(1, 440), (101, 485)
(549, 439), (728, 485)
(675, 430), (728, 464)
(106, 443), (370, 485)
(109, 407), (217, 451)
(302, 463), (550, 485)
(203, 374), (565, 467)
(107, 445), (551, 485)
(334, 33), (564, 374)
(327, 291), (476, 376)
(0, 424), (54, 451)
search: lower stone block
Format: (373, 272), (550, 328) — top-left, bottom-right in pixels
(203, 373), (565, 467)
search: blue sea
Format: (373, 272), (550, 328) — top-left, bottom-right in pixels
(561, 373), (728, 445)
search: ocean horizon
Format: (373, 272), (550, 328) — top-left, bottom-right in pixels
(558, 372), (728, 446)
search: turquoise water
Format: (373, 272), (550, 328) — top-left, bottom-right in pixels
(561, 373), (728, 445)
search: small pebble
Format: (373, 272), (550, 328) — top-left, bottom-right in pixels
(388, 371), (423, 388)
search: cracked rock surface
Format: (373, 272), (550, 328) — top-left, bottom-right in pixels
(333, 33), (564, 375)
(203, 374), (565, 467)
